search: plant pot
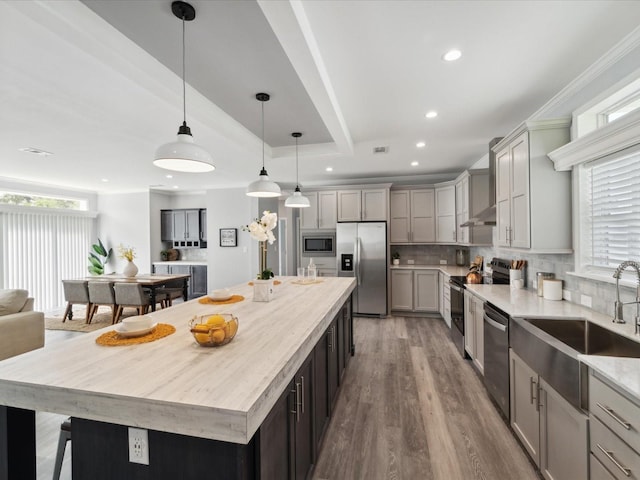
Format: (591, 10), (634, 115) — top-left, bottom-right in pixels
(393, 259), (400, 265)
(123, 260), (138, 278)
(253, 279), (274, 302)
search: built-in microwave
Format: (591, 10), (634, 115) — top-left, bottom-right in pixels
(301, 231), (336, 257)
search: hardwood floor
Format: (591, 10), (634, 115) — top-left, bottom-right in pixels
(35, 315), (539, 479)
(312, 316), (540, 480)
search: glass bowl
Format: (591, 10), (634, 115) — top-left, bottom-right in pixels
(189, 313), (238, 347)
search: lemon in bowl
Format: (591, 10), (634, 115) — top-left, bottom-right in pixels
(189, 313), (238, 347)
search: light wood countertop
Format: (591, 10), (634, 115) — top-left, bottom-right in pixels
(0, 277), (356, 444)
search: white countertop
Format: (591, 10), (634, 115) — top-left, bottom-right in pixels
(390, 264), (470, 276)
(153, 260), (207, 266)
(465, 283), (640, 402)
(0, 277), (356, 444)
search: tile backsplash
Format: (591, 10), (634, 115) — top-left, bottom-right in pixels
(471, 245), (637, 320)
(177, 248), (207, 261)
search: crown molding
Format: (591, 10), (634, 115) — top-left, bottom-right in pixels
(530, 25), (640, 120)
(492, 118), (571, 152)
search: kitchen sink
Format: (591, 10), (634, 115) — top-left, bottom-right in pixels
(510, 317), (640, 411)
(525, 318), (640, 358)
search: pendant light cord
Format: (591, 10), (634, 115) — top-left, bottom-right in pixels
(182, 14), (187, 125)
(295, 136), (299, 187)
(261, 101), (265, 170)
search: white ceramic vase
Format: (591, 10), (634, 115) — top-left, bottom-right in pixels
(123, 260), (138, 278)
(253, 279), (274, 302)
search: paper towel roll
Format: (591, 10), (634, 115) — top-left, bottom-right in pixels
(543, 279), (563, 301)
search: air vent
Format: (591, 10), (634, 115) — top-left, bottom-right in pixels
(373, 146), (389, 154)
(19, 147), (53, 156)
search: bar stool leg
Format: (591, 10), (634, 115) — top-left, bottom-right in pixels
(53, 418), (71, 480)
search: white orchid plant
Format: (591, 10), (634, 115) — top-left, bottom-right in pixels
(244, 211), (277, 279)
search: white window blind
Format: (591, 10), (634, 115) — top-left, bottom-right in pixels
(586, 152), (640, 270)
(1, 209), (94, 311)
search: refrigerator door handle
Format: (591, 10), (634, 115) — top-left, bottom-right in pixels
(356, 237), (362, 285)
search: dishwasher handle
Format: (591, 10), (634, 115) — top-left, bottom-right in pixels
(484, 313), (507, 332)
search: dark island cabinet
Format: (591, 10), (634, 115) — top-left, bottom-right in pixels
(259, 353), (314, 480)
(153, 264), (207, 299)
(258, 296), (353, 480)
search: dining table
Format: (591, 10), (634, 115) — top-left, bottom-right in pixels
(80, 273), (191, 311)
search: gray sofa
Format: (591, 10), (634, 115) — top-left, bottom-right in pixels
(0, 289), (45, 361)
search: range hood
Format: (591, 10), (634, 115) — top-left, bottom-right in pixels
(461, 137), (503, 227)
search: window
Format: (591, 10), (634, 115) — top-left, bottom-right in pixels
(0, 191), (87, 210)
(578, 148), (640, 276)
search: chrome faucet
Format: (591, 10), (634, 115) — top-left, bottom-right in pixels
(612, 261), (640, 333)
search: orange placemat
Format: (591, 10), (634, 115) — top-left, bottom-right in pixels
(95, 323), (176, 346)
(198, 294), (245, 305)
(247, 280), (282, 286)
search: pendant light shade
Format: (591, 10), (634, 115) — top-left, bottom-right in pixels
(285, 132), (310, 208)
(246, 93), (281, 198)
(154, 1), (214, 173)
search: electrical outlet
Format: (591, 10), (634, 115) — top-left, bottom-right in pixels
(581, 294), (592, 308)
(440, 259), (447, 265)
(128, 427), (149, 465)
(407, 259), (414, 265)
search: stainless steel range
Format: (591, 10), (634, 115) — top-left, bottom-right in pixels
(449, 258), (510, 358)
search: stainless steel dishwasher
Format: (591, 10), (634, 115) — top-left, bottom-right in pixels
(483, 302), (510, 420)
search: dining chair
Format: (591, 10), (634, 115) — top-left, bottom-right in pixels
(153, 279), (185, 307)
(87, 281), (118, 324)
(113, 283), (167, 323)
(61, 280), (92, 323)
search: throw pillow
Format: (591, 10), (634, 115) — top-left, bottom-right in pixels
(0, 289), (29, 316)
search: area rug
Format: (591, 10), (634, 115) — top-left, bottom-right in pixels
(44, 306), (135, 333)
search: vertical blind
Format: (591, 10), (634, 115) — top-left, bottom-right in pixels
(587, 152), (640, 269)
(1, 209), (93, 311)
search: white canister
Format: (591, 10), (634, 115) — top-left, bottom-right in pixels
(509, 269), (523, 289)
(543, 279), (563, 301)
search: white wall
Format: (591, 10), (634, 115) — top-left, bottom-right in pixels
(170, 192), (206, 209)
(149, 191), (172, 263)
(206, 188), (258, 289)
(97, 192), (151, 274)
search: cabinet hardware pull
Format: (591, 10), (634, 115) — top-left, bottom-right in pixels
(295, 382), (302, 422)
(597, 444), (631, 477)
(597, 402), (631, 430)
(530, 377), (537, 407)
(301, 376), (305, 414)
(327, 329), (332, 350)
(290, 386), (298, 417)
(537, 383), (543, 411)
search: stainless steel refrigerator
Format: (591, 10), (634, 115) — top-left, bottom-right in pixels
(336, 222), (387, 316)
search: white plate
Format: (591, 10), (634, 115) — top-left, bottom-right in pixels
(208, 293), (232, 301)
(115, 322), (158, 338)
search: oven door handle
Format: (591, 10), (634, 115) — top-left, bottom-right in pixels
(450, 283), (463, 293)
(484, 313), (507, 332)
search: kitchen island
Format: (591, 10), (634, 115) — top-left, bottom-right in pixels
(0, 276), (356, 479)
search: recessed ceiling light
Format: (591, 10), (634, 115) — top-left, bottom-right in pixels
(165, 174), (173, 179)
(19, 147), (53, 156)
(101, 178), (109, 183)
(172, 185), (179, 189)
(416, 142), (426, 148)
(442, 49), (462, 62)
(425, 111), (438, 119)
(411, 161), (419, 167)
(326, 167), (333, 172)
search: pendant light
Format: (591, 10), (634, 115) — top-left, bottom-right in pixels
(153, 1), (215, 173)
(285, 132), (310, 208)
(246, 93), (281, 197)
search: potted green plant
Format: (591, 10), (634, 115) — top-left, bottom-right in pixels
(392, 252), (400, 265)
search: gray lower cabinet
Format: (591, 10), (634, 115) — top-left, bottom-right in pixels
(391, 269), (439, 312)
(589, 371), (640, 480)
(153, 264), (207, 299)
(509, 349), (588, 480)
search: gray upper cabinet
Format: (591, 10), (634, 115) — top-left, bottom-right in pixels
(301, 191), (337, 229)
(493, 119), (571, 253)
(160, 210), (173, 242)
(389, 189), (435, 244)
(163, 209), (206, 248)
